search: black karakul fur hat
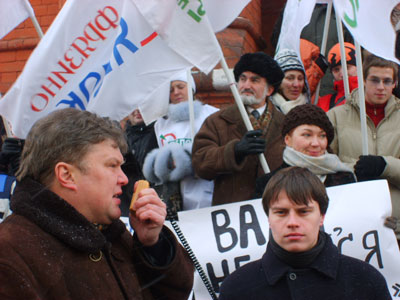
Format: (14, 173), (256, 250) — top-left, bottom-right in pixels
(233, 52), (284, 93)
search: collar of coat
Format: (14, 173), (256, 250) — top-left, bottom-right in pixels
(10, 178), (126, 253)
(261, 232), (340, 285)
(219, 98), (278, 128)
(348, 88), (400, 116)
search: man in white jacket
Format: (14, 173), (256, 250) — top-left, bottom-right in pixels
(328, 54), (400, 247)
(143, 71), (218, 212)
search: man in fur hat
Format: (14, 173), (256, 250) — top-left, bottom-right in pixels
(143, 70), (218, 212)
(192, 52), (285, 205)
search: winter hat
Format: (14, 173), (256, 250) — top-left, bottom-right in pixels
(170, 70), (196, 93)
(281, 104), (334, 145)
(233, 52), (284, 93)
(328, 42), (356, 69)
(274, 49), (305, 76)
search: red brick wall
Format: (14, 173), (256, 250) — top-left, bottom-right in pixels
(0, 0), (286, 108)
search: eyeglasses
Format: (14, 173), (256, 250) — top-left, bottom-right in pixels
(366, 77), (394, 86)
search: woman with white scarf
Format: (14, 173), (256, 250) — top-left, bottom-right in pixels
(254, 104), (355, 198)
(271, 49), (309, 114)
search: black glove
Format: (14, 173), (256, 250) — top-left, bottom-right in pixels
(315, 53), (329, 74)
(0, 137), (24, 175)
(354, 155), (386, 182)
(234, 130), (265, 163)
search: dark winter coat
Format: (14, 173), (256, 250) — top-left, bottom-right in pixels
(219, 235), (391, 300)
(254, 161), (356, 198)
(192, 101), (284, 205)
(121, 121), (158, 216)
(0, 178), (193, 300)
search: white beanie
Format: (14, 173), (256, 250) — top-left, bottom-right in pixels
(170, 70), (196, 93)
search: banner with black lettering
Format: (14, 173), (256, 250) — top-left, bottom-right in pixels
(176, 180), (400, 299)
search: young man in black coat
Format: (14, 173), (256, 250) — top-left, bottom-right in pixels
(219, 167), (390, 300)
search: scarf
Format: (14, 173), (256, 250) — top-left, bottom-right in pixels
(270, 93), (308, 115)
(283, 146), (354, 183)
(248, 102), (272, 135)
(166, 100), (203, 122)
(269, 230), (327, 269)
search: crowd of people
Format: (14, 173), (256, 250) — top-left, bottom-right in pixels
(0, 13), (399, 300)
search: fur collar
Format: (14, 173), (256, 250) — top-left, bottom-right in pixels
(166, 100), (203, 122)
(10, 178), (126, 253)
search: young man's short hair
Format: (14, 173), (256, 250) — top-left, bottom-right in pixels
(363, 54), (398, 82)
(262, 167), (329, 216)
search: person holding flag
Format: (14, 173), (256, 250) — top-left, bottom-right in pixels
(143, 71), (218, 212)
(328, 54), (400, 247)
(192, 52), (285, 206)
(317, 42), (359, 112)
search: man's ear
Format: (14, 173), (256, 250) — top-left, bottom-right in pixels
(54, 162), (78, 191)
(267, 85), (274, 97)
(319, 214), (325, 227)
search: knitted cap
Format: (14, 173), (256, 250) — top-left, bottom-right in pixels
(281, 104), (334, 145)
(328, 42), (356, 69)
(274, 49), (305, 76)
(233, 52), (284, 93)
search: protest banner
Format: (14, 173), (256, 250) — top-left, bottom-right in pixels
(174, 180), (400, 299)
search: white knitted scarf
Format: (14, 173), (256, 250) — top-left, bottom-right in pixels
(270, 93), (308, 115)
(283, 146), (354, 183)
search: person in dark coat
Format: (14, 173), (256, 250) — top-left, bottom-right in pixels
(0, 137), (24, 222)
(192, 52), (285, 205)
(254, 104), (355, 198)
(0, 108), (194, 300)
(120, 108), (158, 216)
(220, 167), (391, 300)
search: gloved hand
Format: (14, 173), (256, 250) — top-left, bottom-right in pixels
(315, 53), (329, 74)
(354, 155), (386, 182)
(0, 137), (24, 175)
(384, 216), (398, 231)
(234, 130), (265, 163)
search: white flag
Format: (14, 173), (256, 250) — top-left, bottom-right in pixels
(333, 0), (400, 63)
(202, 0), (250, 33)
(276, 0), (317, 55)
(0, 0), (225, 138)
(132, 0), (223, 75)
(0, 0), (33, 39)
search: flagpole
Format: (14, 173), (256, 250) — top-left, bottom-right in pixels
(354, 41), (369, 155)
(219, 58), (270, 173)
(334, 4), (350, 100)
(313, 1), (332, 105)
(186, 69), (196, 140)
(22, 0), (44, 38)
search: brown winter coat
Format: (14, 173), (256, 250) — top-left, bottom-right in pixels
(0, 178), (194, 300)
(192, 101), (284, 205)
